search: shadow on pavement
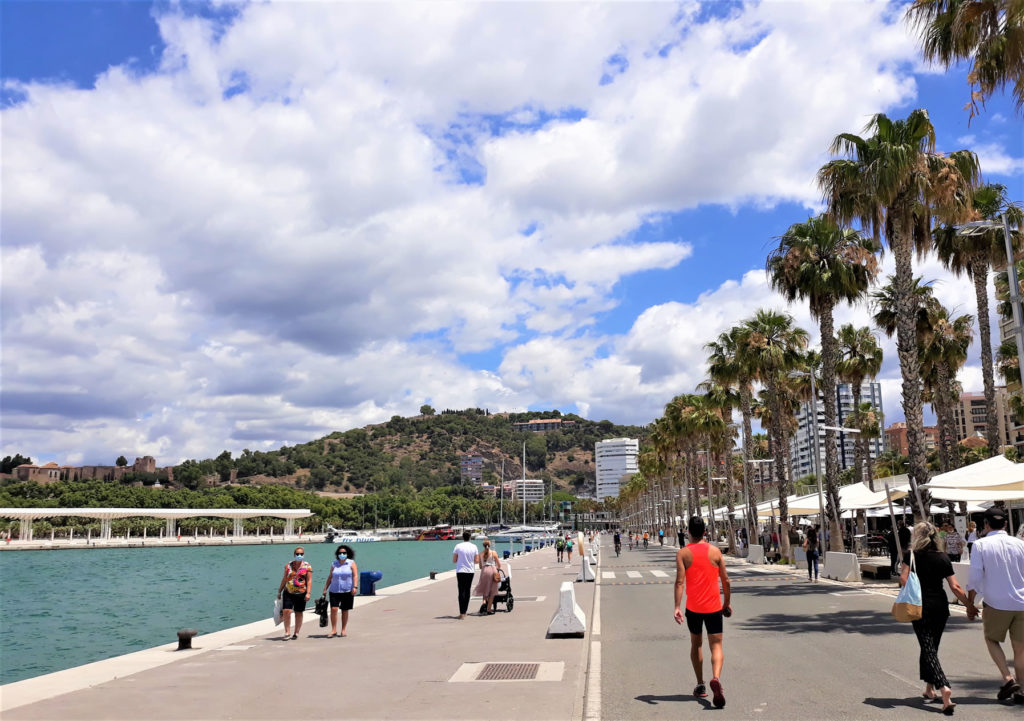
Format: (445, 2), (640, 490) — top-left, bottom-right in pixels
(737, 609), (907, 635)
(636, 693), (708, 709)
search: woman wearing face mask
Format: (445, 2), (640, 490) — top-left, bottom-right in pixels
(322, 545), (358, 637)
(277, 546), (313, 640)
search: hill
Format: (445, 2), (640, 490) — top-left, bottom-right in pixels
(178, 409), (648, 494)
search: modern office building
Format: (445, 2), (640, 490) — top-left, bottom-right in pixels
(502, 478), (545, 502)
(595, 438), (639, 500)
(951, 386), (1024, 450)
(790, 381), (884, 481)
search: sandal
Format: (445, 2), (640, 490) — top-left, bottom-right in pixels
(997, 679), (1021, 701)
(941, 703), (956, 716)
(693, 683), (707, 698)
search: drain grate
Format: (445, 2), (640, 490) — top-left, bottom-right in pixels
(476, 663), (539, 681)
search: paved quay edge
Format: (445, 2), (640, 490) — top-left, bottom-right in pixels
(0, 569), (455, 713)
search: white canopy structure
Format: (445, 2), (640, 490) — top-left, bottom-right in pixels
(922, 456), (1024, 501)
(0, 507), (313, 541)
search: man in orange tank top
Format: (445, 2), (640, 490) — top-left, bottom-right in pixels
(674, 516), (731, 708)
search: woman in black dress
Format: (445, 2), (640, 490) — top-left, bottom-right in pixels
(900, 522), (971, 715)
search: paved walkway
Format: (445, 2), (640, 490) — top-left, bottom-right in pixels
(3, 544), (597, 721)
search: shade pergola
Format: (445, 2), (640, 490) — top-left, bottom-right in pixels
(0, 508), (313, 541)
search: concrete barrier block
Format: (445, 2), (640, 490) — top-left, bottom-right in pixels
(794, 547), (807, 569)
(823, 551), (859, 582)
(576, 555), (595, 582)
(747, 544), (765, 564)
(547, 581), (586, 637)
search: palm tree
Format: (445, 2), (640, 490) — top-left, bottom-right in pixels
(906, 0), (1024, 119)
(921, 299), (975, 468)
(767, 215), (880, 550)
(820, 109), (979, 519)
(699, 381), (740, 552)
(737, 310), (809, 559)
(837, 324), (884, 489)
(934, 183), (1023, 456)
(706, 326), (757, 542)
(848, 401), (883, 490)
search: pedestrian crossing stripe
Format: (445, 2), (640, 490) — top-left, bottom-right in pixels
(626, 571), (642, 578)
(602, 572), (615, 579)
(649, 570), (669, 578)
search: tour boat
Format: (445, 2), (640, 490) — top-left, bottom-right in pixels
(324, 527), (380, 543)
(417, 524), (456, 541)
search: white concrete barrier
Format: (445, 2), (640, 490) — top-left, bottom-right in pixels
(747, 544), (765, 565)
(794, 547), (807, 569)
(822, 552), (860, 582)
(944, 561), (974, 605)
(547, 581), (586, 637)
(577, 555), (595, 582)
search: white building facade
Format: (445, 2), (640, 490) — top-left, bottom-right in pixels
(595, 438), (639, 500)
(503, 479), (545, 503)
(790, 381), (884, 481)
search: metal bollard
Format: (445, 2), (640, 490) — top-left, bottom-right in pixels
(177, 628), (199, 650)
(429, 571), (437, 580)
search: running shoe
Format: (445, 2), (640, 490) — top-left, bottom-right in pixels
(710, 678), (725, 708)
(693, 683), (707, 698)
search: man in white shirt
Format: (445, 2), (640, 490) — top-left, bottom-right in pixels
(966, 508), (1024, 703)
(452, 531), (479, 620)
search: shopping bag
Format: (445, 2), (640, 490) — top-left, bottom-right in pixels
(892, 551), (922, 622)
(273, 597), (283, 626)
(315, 595), (329, 627)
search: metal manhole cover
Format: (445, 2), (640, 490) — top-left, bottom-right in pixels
(477, 663), (539, 681)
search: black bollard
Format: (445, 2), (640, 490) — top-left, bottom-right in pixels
(429, 571), (437, 580)
(177, 628), (199, 650)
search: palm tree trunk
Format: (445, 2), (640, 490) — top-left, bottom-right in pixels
(851, 378), (865, 484)
(932, 374), (952, 473)
(768, 385), (792, 560)
(942, 364), (962, 470)
(892, 231), (930, 520)
(818, 303), (844, 551)
(740, 385), (755, 542)
(973, 260), (1001, 456)
(723, 444), (736, 554)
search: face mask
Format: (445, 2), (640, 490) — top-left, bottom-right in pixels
(294, 554), (304, 561)
(337, 553), (347, 560)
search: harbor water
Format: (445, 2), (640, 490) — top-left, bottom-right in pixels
(0, 539), (498, 684)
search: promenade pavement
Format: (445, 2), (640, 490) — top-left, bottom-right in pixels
(593, 537), (1022, 721)
(3, 543), (596, 721)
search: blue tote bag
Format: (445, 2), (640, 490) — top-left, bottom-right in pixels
(892, 550), (922, 622)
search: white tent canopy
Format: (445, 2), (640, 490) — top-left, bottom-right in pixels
(925, 455), (1024, 491)
(926, 487), (1024, 502)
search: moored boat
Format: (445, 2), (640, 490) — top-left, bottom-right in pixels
(416, 524), (456, 541)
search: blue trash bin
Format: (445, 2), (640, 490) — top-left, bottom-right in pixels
(503, 550), (510, 560)
(359, 570), (383, 596)
(525, 544), (532, 553)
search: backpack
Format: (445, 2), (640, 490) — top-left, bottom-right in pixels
(556, 539), (564, 550)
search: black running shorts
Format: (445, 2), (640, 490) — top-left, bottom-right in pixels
(685, 608), (723, 636)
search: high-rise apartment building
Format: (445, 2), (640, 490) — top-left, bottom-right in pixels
(502, 479), (545, 502)
(951, 387), (1024, 450)
(595, 438), (638, 500)
(790, 381), (884, 481)
(459, 455), (484, 484)
(884, 422), (940, 456)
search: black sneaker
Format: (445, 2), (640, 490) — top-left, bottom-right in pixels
(693, 683), (707, 698)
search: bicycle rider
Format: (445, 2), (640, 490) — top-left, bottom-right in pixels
(613, 531), (622, 556)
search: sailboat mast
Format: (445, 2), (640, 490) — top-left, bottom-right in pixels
(499, 459), (504, 526)
(522, 441), (527, 525)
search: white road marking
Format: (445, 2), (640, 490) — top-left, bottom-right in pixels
(585, 641), (601, 721)
(649, 570), (669, 578)
(627, 571), (642, 579)
(602, 572), (616, 579)
(593, 584), (601, 636)
(883, 668), (919, 689)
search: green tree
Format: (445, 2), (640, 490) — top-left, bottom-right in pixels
(0, 454), (32, 474)
(767, 215), (880, 550)
(906, 0), (1024, 119)
(836, 324), (884, 490)
(419, 405), (436, 416)
(115, 456), (128, 467)
(819, 109), (979, 519)
(934, 183), (1024, 455)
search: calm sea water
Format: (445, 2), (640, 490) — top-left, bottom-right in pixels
(0, 539), (498, 684)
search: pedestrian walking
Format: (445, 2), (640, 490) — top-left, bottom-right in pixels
(321, 544), (358, 637)
(452, 531), (479, 620)
(966, 521), (978, 556)
(566, 538), (573, 562)
(475, 540), (502, 614)
(965, 508), (1024, 704)
(659, 528), (665, 546)
(276, 546), (313, 640)
(802, 525), (820, 581)
(771, 530), (779, 553)
(943, 524), (964, 563)
(886, 528), (899, 576)
(901, 522), (971, 715)
(555, 536), (565, 562)
(674, 516), (732, 709)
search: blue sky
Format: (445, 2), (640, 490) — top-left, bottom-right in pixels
(1, 1), (1021, 465)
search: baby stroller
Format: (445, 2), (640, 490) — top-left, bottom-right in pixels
(479, 565), (514, 613)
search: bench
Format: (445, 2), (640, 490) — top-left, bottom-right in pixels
(859, 560), (892, 579)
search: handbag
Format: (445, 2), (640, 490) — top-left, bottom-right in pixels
(315, 594), (329, 627)
(273, 597), (283, 626)
(892, 551), (923, 622)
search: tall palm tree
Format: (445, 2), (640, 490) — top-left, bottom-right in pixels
(837, 324), (884, 489)
(921, 299), (976, 468)
(706, 326), (757, 542)
(906, 0), (1024, 118)
(767, 215), (880, 550)
(934, 183), (1023, 456)
(820, 109), (979, 519)
(737, 310), (809, 559)
(699, 380), (740, 552)
(848, 401), (883, 490)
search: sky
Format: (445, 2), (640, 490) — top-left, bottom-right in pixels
(1, 1), (1022, 467)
